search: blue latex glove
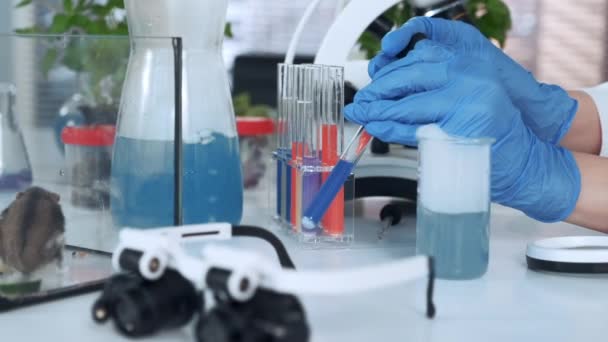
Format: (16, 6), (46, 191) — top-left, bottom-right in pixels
(346, 41), (581, 223)
(368, 17), (578, 146)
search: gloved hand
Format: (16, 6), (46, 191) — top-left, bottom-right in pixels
(368, 17), (578, 146)
(346, 40), (581, 223)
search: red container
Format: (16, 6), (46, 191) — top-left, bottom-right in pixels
(236, 117), (275, 189)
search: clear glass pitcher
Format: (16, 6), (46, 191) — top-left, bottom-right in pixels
(111, 0), (243, 228)
(0, 83), (32, 191)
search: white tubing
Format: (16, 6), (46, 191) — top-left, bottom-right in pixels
(267, 256), (429, 295)
(334, 0), (347, 19)
(285, 0), (324, 64)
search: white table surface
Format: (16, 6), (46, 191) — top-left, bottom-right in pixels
(1, 201), (607, 342)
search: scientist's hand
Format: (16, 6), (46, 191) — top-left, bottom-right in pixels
(346, 41), (581, 222)
(369, 17), (578, 145)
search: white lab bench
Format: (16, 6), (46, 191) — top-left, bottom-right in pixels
(0, 198), (606, 342)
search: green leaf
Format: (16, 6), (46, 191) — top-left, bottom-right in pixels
(224, 23), (233, 39)
(75, 0), (87, 11)
(107, 0), (125, 9)
(15, 0), (33, 8)
(63, 0), (74, 13)
(48, 14), (71, 33)
(91, 4), (113, 16)
(233, 93), (251, 116)
(70, 14), (93, 31)
(245, 105), (272, 118)
(41, 49), (59, 78)
(357, 1), (412, 59)
(358, 31), (382, 59)
(468, 0), (512, 48)
(113, 23), (129, 35)
(15, 27), (39, 34)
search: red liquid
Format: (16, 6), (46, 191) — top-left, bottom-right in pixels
(321, 124), (344, 236)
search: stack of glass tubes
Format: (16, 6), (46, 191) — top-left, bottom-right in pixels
(272, 64), (355, 246)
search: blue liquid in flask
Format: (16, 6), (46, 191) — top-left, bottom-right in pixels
(416, 206), (489, 280)
(111, 133), (243, 228)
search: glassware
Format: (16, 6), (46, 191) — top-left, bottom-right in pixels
(0, 34), (138, 309)
(111, 0), (243, 229)
(271, 64), (354, 247)
(416, 125), (493, 280)
(0, 83), (32, 191)
(62, 125), (115, 209)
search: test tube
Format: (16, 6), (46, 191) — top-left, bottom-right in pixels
(319, 66), (345, 236)
(302, 34), (426, 232)
(291, 65), (318, 232)
(300, 65), (323, 235)
(276, 64), (286, 220)
(282, 64), (297, 225)
(302, 126), (371, 231)
(290, 66), (303, 230)
(277, 64), (288, 223)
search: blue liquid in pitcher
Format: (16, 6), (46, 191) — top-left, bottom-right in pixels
(416, 206), (489, 280)
(111, 134), (243, 228)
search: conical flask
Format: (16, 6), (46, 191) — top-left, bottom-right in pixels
(111, 0), (243, 228)
(0, 83), (32, 191)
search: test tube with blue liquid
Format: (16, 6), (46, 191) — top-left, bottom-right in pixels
(301, 34), (427, 232)
(293, 65), (321, 232)
(274, 63), (350, 242)
(275, 64), (284, 220)
(276, 64), (296, 224)
(300, 65), (324, 235)
(276, 64), (288, 222)
(302, 126), (371, 231)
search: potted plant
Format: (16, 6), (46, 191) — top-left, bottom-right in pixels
(14, 0), (238, 207)
(15, 0), (234, 130)
(16, 0), (130, 125)
(358, 0), (512, 59)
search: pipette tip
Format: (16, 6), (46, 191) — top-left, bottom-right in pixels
(302, 217), (316, 230)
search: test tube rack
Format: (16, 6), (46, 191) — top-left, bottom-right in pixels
(272, 64), (355, 247)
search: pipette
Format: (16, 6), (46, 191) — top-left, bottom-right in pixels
(301, 33), (427, 231)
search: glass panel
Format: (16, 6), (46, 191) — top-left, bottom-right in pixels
(0, 34), (177, 308)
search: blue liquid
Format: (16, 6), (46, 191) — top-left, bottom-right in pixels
(276, 156), (283, 218)
(416, 206), (489, 280)
(111, 134), (243, 228)
(0, 170), (32, 191)
(302, 159), (354, 229)
(284, 152), (292, 223)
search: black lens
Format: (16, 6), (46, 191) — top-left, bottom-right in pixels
(195, 289), (309, 342)
(111, 269), (201, 337)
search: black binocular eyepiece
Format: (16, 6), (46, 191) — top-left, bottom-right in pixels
(196, 288), (309, 342)
(93, 271), (310, 341)
(92, 269), (200, 337)
(92, 226), (309, 340)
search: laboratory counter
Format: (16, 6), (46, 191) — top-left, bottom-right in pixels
(1, 205), (607, 342)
